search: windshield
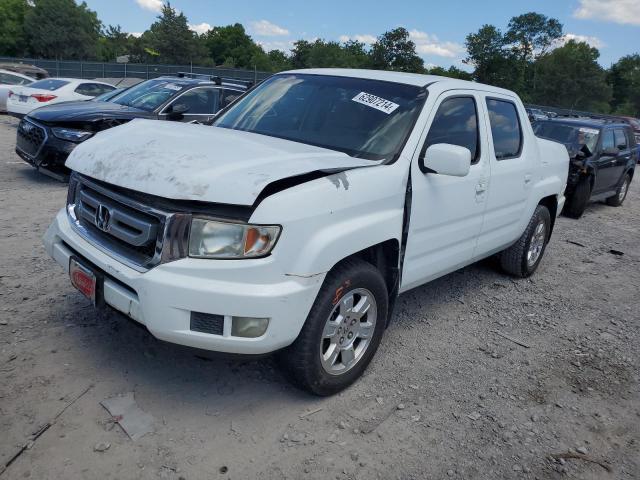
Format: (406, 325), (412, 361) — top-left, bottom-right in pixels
(112, 79), (186, 111)
(92, 88), (124, 102)
(534, 122), (599, 155)
(213, 74), (426, 160)
(29, 79), (69, 91)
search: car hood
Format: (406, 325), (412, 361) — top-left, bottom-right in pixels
(66, 119), (380, 206)
(28, 101), (149, 123)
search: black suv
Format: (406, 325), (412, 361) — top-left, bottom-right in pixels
(533, 118), (637, 218)
(15, 73), (251, 179)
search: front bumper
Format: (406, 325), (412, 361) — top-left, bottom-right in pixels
(16, 124), (77, 172)
(43, 208), (325, 354)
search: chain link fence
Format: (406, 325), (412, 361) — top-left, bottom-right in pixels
(0, 56), (272, 83)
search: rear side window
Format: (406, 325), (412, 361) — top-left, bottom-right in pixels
(486, 99), (523, 159)
(28, 79), (70, 91)
(421, 96), (480, 163)
(0, 73), (31, 85)
(614, 129), (628, 150)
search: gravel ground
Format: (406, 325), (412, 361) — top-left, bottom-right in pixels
(0, 115), (638, 480)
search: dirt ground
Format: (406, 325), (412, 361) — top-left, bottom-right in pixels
(0, 115), (638, 480)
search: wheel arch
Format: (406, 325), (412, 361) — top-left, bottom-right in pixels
(538, 194), (558, 238)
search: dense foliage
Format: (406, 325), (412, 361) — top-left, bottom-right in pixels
(0, 1), (637, 115)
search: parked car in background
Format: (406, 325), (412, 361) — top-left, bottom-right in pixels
(526, 107), (548, 122)
(0, 62), (48, 79)
(43, 69), (568, 395)
(15, 74), (250, 179)
(7, 78), (116, 118)
(0, 69), (34, 113)
(533, 118), (637, 218)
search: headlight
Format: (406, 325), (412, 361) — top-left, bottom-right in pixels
(189, 219), (281, 259)
(51, 127), (94, 142)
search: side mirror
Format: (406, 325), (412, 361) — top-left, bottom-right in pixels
(421, 143), (472, 177)
(167, 103), (189, 119)
(602, 146), (619, 156)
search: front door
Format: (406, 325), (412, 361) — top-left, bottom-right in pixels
(401, 90), (490, 292)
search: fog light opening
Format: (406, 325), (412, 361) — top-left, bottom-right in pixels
(231, 317), (269, 338)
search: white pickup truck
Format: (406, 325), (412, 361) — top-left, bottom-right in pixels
(43, 69), (568, 395)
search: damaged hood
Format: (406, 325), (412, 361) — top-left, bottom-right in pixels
(66, 119), (379, 206)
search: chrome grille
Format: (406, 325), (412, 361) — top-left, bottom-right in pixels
(67, 174), (191, 272)
(16, 118), (46, 158)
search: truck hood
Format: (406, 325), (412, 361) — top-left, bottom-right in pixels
(66, 119), (379, 206)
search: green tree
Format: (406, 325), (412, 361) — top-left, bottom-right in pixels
(464, 25), (521, 90)
(426, 65), (473, 81)
(533, 40), (611, 112)
(505, 12), (563, 61)
(0, 0), (29, 56)
(608, 54), (640, 116)
(97, 25), (134, 62)
(204, 23), (264, 69)
(370, 27), (423, 72)
(266, 50), (292, 72)
(23, 0), (101, 59)
(145, 3), (203, 64)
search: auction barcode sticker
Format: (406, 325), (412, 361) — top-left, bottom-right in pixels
(352, 92), (400, 114)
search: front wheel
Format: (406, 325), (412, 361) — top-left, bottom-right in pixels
(606, 173), (631, 207)
(499, 205), (551, 278)
(279, 258), (388, 396)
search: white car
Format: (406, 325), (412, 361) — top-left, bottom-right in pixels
(43, 69), (569, 395)
(0, 69), (34, 113)
(7, 78), (116, 117)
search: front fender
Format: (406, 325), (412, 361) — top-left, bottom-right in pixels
(250, 164), (407, 276)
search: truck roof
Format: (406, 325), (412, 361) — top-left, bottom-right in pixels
(281, 68), (516, 96)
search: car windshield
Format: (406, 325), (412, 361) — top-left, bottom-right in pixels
(534, 122), (599, 155)
(111, 79), (186, 111)
(92, 88), (125, 102)
(213, 74), (427, 161)
(28, 79), (70, 91)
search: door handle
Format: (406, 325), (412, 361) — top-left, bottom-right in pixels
(524, 174), (533, 185)
(476, 182), (487, 193)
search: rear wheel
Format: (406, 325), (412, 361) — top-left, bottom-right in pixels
(563, 177), (591, 218)
(499, 205), (551, 278)
(606, 173), (630, 207)
(279, 258), (388, 396)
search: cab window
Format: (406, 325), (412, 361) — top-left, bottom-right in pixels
(169, 87), (219, 114)
(486, 99), (523, 160)
(614, 129), (628, 150)
(421, 96), (480, 163)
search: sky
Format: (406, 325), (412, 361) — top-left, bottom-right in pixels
(82, 0), (640, 69)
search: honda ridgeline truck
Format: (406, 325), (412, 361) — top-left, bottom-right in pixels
(43, 69), (569, 395)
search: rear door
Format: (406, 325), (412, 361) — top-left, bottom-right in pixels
(611, 128), (632, 186)
(474, 95), (532, 256)
(401, 90), (490, 291)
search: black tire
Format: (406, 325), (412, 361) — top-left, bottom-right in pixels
(563, 177), (591, 218)
(499, 205), (551, 278)
(278, 258), (388, 396)
(606, 173), (631, 207)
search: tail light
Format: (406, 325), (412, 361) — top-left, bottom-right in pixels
(31, 94), (57, 102)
